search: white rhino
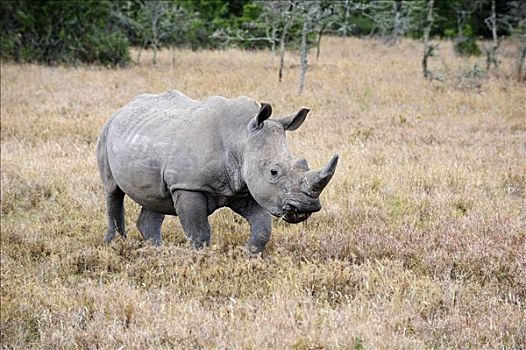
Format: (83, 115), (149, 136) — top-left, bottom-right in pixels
(97, 91), (338, 253)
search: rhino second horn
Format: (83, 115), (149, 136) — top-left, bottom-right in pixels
(306, 154), (339, 195)
(294, 158), (310, 170)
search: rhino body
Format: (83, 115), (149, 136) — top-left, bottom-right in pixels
(97, 90), (338, 253)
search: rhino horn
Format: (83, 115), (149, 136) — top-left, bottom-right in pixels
(305, 154), (339, 195)
(294, 157), (310, 171)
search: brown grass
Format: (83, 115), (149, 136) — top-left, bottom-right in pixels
(1, 37), (525, 349)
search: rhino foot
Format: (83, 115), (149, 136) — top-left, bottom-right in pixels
(104, 228), (127, 243)
(245, 244), (265, 257)
(104, 230), (116, 243)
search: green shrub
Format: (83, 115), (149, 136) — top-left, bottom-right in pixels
(454, 36), (481, 56)
(454, 25), (481, 57)
(0, 0), (130, 66)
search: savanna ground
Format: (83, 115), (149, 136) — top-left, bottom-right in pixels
(1, 37), (525, 349)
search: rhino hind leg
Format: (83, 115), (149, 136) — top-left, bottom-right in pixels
(104, 188), (126, 243)
(97, 121), (126, 243)
(137, 207), (165, 245)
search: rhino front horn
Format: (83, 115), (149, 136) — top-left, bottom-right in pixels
(306, 154), (339, 195)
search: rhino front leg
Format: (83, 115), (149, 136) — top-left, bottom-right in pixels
(229, 195), (272, 254)
(137, 207), (165, 245)
(172, 191), (211, 249)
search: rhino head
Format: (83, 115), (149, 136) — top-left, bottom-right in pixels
(242, 103), (339, 223)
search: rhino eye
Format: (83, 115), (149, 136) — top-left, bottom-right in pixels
(269, 167), (281, 182)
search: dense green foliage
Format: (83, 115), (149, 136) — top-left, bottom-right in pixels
(453, 25), (482, 57)
(0, 0), (522, 66)
(1, 0), (130, 66)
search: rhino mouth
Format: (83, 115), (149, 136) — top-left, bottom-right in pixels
(275, 198), (321, 224)
(282, 211), (312, 223)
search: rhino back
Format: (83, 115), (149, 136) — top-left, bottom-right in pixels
(105, 91), (258, 213)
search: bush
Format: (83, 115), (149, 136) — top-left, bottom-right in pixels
(0, 0), (130, 66)
(454, 36), (481, 56)
(453, 25), (481, 57)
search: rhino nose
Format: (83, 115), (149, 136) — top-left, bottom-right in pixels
(282, 199), (321, 213)
(282, 202), (296, 211)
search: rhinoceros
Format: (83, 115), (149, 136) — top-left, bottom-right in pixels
(96, 90), (338, 253)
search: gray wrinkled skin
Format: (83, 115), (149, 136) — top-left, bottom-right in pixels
(97, 90), (338, 253)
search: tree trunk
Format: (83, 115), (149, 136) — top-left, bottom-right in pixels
(391, 0), (403, 45)
(278, 14), (293, 83)
(137, 44), (143, 63)
(342, 0), (350, 36)
(422, 0), (435, 79)
(299, 21), (309, 93)
(518, 44), (526, 82)
(152, 14), (159, 65)
(271, 24), (277, 63)
(486, 0), (499, 70)
(491, 0), (497, 45)
(316, 24), (326, 61)
(153, 44), (158, 65)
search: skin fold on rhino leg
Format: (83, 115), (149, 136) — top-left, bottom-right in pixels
(104, 188), (126, 243)
(229, 195), (272, 254)
(136, 207), (165, 245)
(172, 190), (211, 249)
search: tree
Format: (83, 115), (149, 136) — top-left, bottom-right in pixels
(250, 1), (296, 81)
(355, 1), (422, 45)
(451, 1), (481, 56)
(501, 1), (526, 81)
(110, 1), (147, 63)
(360, 1), (399, 43)
(145, 1), (168, 65)
(165, 5), (191, 67)
(0, 0), (130, 66)
(312, 0), (336, 60)
(276, 2), (295, 83)
(391, 0), (403, 44)
(295, 1), (334, 93)
(212, 1), (295, 81)
(259, 1), (281, 62)
(297, 2), (315, 93)
(422, 0), (437, 79)
(484, 0), (499, 70)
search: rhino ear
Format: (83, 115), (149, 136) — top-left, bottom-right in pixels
(277, 108), (310, 131)
(248, 103), (273, 131)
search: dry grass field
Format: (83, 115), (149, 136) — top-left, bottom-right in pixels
(1, 37), (525, 349)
